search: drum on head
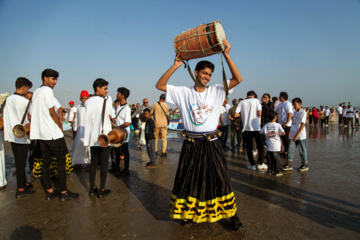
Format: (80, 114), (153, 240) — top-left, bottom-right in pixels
(174, 20), (226, 61)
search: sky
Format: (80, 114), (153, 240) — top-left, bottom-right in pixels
(0, 0), (359, 108)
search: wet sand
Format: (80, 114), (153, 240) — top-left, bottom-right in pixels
(0, 123), (359, 240)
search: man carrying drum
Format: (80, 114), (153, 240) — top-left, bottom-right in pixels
(156, 39), (244, 230)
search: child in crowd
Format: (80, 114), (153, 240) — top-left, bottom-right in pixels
(260, 111), (285, 176)
(143, 108), (156, 168)
(283, 98), (309, 172)
(138, 113), (147, 148)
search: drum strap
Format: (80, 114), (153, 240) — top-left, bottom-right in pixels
(21, 100), (31, 125)
(101, 98), (107, 134)
(185, 56), (229, 97)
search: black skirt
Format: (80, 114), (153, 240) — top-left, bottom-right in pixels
(170, 139), (237, 223)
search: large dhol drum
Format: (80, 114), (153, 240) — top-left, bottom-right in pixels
(98, 127), (128, 148)
(174, 20), (226, 61)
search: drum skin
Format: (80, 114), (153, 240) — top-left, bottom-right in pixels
(174, 20), (226, 60)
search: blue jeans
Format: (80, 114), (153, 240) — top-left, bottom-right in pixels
(287, 139), (307, 165)
(146, 139), (156, 165)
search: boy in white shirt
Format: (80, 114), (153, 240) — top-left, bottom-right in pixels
(283, 98), (309, 172)
(3, 77), (35, 197)
(84, 78), (114, 198)
(235, 90), (265, 170)
(30, 69), (79, 201)
(113, 87), (131, 177)
(68, 101), (77, 138)
(260, 111), (285, 176)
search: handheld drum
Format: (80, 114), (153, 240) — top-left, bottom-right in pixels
(13, 123), (30, 138)
(98, 127), (128, 148)
(174, 20), (226, 61)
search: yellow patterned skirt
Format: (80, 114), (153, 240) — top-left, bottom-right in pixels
(170, 139), (237, 223)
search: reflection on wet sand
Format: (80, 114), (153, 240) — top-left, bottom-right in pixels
(0, 123), (359, 239)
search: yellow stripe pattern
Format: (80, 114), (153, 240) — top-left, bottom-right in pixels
(32, 153), (73, 178)
(170, 192), (237, 223)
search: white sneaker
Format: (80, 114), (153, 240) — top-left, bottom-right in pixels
(247, 165), (256, 171)
(257, 163), (268, 170)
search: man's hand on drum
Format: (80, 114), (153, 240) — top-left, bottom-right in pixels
(222, 39), (231, 55)
(174, 53), (184, 68)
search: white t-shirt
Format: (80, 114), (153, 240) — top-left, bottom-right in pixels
(235, 98), (262, 132)
(114, 104), (131, 143)
(76, 104), (86, 128)
(260, 122), (284, 152)
(346, 108), (354, 118)
(324, 109), (331, 117)
(342, 109), (347, 117)
(337, 107), (343, 115)
(84, 96), (115, 147)
(289, 109), (307, 140)
(3, 94), (30, 144)
(275, 101), (294, 127)
(54, 98), (62, 115)
(220, 103), (231, 126)
(69, 106), (77, 122)
(166, 84), (226, 133)
(30, 86), (64, 140)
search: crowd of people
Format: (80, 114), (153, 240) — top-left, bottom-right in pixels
(0, 38), (357, 231)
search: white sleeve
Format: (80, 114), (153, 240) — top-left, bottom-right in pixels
(124, 107), (131, 123)
(301, 111), (307, 124)
(45, 89), (55, 109)
(286, 102), (294, 113)
(166, 85), (183, 106)
(235, 102), (241, 113)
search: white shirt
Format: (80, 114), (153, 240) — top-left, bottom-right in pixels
(235, 98), (262, 132)
(84, 96), (115, 147)
(69, 106), (77, 122)
(166, 84), (226, 133)
(115, 104), (131, 143)
(3, 94), (30, 144)
(30, 86), (64, 140)
(346, 108), (354, 118)
(275, 101), (294, 127)
(76, 104), (86, 128)
(260, 122), (284, 152)
(220, 103), (231, 126)
(337, 107), (343, 115)
(289, 109), (307, 140)
(324, 109), (331, 117)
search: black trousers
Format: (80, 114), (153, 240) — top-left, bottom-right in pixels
(115, 143), (130, 171)
(243, 131), (264, 166)
(267, 151), (281, 173)
(230, 126), (242, 148)
(10, 142), (28, 189)
(90, 146), (111, 190)
(281, 126), (291, 153)
(338, 114), (343, 124)
(39, 138), (67, 191)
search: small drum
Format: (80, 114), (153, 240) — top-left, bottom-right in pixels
(98, 127), (128, 148)
(174, 20), (226, 60)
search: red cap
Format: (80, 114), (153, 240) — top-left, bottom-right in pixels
(80, 90), (89, 98)
(69, 101), (75, 105)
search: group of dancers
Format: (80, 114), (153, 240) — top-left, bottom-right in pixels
(1, 38), (244, 230)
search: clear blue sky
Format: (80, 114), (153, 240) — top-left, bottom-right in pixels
(1, 0), (359, 108)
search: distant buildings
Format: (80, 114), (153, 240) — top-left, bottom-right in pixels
(0, 92), (10, 106)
